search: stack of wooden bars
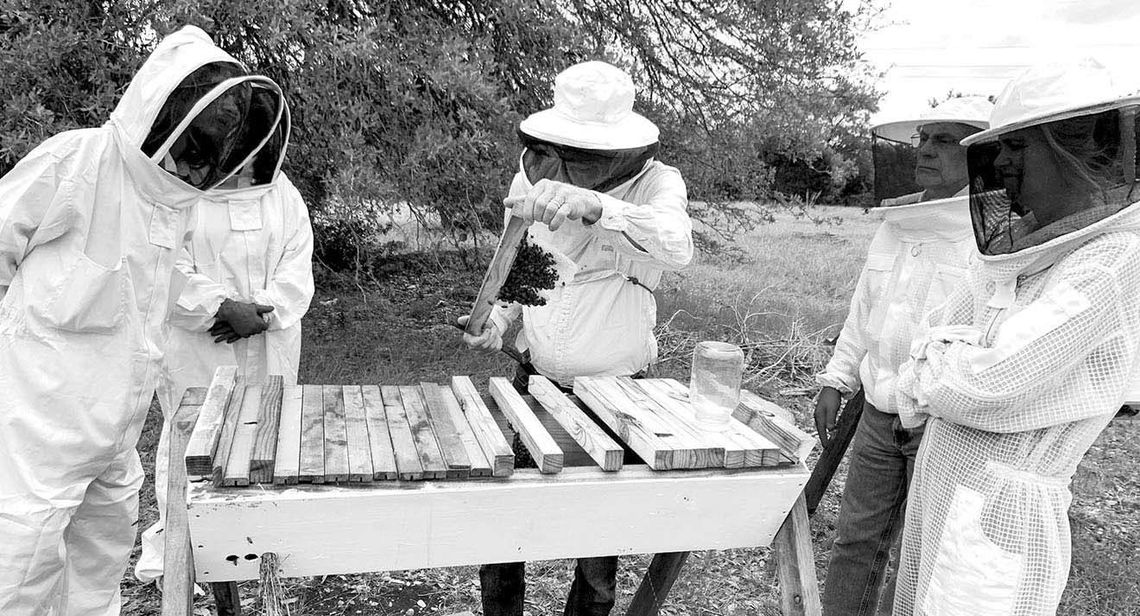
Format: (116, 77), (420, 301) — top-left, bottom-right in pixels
(183, 368), (814, 487)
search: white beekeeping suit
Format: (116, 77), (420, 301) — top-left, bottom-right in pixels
(892, 59), (1140, 616)
(0, 26), (274, 615)
(135, 87), (314, 584)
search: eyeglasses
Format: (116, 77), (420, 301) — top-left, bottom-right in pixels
(910, 132), (965, 149)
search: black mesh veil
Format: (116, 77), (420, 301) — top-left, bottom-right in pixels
(872, 130), (923, 203)
(968, 106), (1140, 255)
(219, 83), (287, 186)
(142, 63), (257, 189)
(519, 130), (659, 193)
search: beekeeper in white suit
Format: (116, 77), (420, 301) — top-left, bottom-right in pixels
(133, 80), (314, 585)
(0, 26), (279, 614)
(460, 61), (693, 616)
(894, 58), (1140, 616)
(814, 96), (992, 616)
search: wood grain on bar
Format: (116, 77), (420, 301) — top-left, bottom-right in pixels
(211, 376), (247, 485)
(464, 215), (529, 336)
(361, 385), (399, 480)
(379, 386), (425, 480)
(736, 390), (816, 464)
(342, 385), (375, 482)
(298, 385), (325, 483)
(273, 385), (304, 484)
(250, 375), (284, 483)
(528, 376), (622, 471)
(489, 377), (562, 474)
(399, 385), (450, 479)
(419, 382), (472, 478)
(436, 384), (492, 477)
(322, 385), (351, 483)
(184, 366), (238, 476)
(612, 377), (721, 469)
(574, 376), (672, 470)
(451, 376), (514, 477)
(222, 384), (262, 486)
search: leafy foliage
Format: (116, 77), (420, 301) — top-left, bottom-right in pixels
(0, 0), (883, 273)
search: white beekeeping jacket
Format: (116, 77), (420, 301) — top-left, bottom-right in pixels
(0, 26), (253, 612)
(892, 203), (1140, 616)
(816, 189), (976, 413)
(157, 106), (314, 414)
(0, 26), (238, 476)
(489, 160), (693, 387)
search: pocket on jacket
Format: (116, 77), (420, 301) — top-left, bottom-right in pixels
(925, 264), (967, 314)
(922, 485), (1022, 616)
(862, 252), (896, 337)
(31, 252), (129, 333)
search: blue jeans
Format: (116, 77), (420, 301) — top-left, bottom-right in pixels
(822, 401), (924, 616)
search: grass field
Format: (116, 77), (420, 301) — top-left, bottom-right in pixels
(123, 205), (1139, 615)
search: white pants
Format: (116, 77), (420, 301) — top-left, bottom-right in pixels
(0, 448), (143, 616)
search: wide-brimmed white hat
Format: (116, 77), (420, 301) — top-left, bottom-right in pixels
(873, 96), (993, 143)
(962, 58), (1140, 146)
(519, 61), (659, 150)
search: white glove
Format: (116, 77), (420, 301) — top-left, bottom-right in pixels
(457, 315), (502, 353)
(505, 178), (603, 231)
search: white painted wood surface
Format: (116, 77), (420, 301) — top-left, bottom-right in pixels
(188, 462), (808, 582)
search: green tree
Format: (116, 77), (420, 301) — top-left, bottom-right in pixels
(0, 0), (882, 271)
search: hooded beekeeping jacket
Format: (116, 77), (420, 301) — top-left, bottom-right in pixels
(892, 203), (1140, 616)
(136, 98), (314, 584)
(488, 160), (693, 387)
(0, 26), (251, 615)
(816, 189), (976, 413)
(158, 105), (313, 414)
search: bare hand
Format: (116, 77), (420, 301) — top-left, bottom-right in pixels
(505, 179), (603, 231)
(814, 386), (842, 448)
(457, 315), (502, 353)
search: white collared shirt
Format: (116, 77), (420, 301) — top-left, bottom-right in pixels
(490, 160), (694, 387)
(816, 188), (977, 413)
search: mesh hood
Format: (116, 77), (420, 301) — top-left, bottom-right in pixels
(110, 26), (244, 148)
(969, 105), (1139, 256)
(519, 130), (658, 193)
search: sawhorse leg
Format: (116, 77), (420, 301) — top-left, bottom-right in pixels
(625, 552), (689, 616)
(160, 396), (245, 616)
(772, 493), (821, 615)
(626, 493), (819, 616)
(212, 582), (242, 616)
(161, 404), (204, 616)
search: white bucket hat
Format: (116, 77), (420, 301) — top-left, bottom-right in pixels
(873, 96), (994, 143)
(962, 57), (1140, 146)
(518, 61), (660, 150)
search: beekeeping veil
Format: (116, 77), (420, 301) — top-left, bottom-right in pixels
(518, 61), (660, 193)
(872, 97), (993, 204)
(963, 59), (1140, 256)
(138, 64), (282, 190)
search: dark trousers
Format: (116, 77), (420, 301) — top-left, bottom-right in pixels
(480, 557), (619, 616)
(821, 401), (924, 616)
(479, 365), (634, 616)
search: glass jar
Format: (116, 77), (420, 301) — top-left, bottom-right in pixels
(689, 341), (745, 431)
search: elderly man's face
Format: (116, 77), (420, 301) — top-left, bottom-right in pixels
(913, 122), (977, 200)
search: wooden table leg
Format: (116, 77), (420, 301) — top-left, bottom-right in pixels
(625, 551), (690, 616)
(803, 389), (864, 516)
(772, 493), (821, 616)
(162, 404), (201, 616)
(212, 581), (243, 616)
